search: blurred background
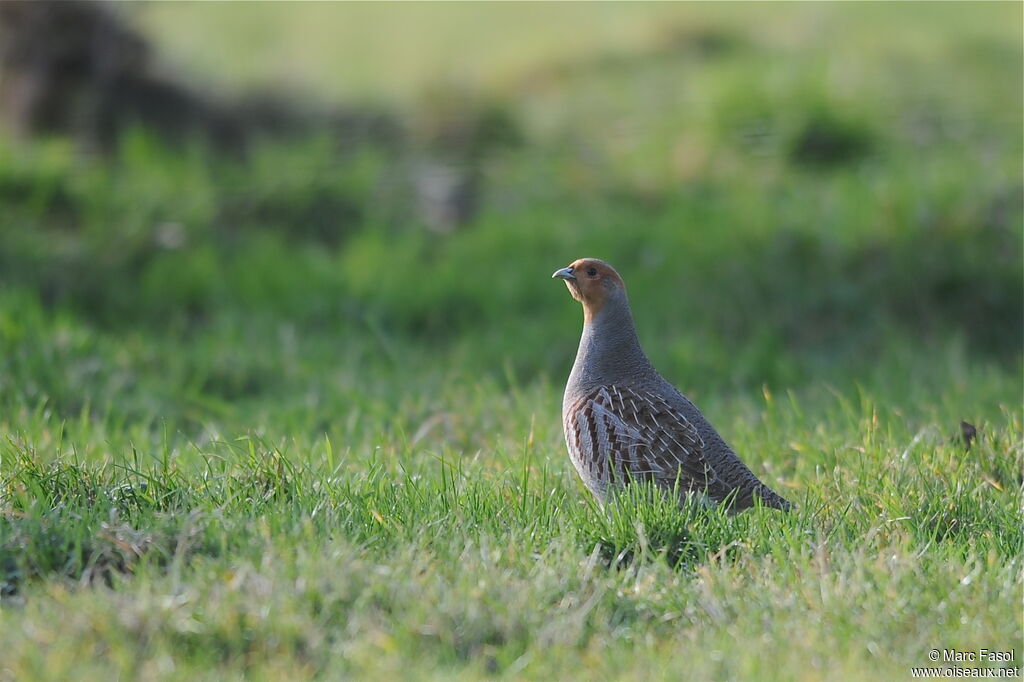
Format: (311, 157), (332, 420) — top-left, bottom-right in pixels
(0, 1), (1020, 438)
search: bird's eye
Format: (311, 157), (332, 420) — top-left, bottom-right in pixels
(587, 267), (598, 277)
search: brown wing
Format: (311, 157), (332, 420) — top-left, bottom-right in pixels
(566, 385), (738, 503)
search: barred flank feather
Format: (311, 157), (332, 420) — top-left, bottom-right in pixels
(565, 385), (789, 510)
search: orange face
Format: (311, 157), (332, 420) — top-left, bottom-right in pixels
(551, 258), (625, 321)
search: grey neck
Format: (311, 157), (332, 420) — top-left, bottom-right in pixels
(568, 292), (655, 392)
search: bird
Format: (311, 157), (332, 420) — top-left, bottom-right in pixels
(552, 257), (792, 512)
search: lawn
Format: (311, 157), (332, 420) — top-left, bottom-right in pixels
(1, 3), (1021, 680)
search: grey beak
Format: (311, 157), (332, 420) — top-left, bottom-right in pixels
(551, 266), (576, 280)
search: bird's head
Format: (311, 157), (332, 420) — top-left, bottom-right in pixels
(551, 258), (627, 323)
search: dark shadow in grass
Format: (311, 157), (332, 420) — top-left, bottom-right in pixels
(574, 483), (751, 572)
(4, 516), (161, 592)
(788, 109), (874, 168)
(0, 437), (311, 599)
(693, 211), (1023, 362)
(0, 453), (257, 597)
(0, 509), (198, 597)
(216, 186), (364, 249)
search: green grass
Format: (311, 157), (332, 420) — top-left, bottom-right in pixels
(1, 2), (1022, 680)
(2, 386), (1020, 680)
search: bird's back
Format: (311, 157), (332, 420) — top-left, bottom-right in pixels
(649, 375), (792, 510)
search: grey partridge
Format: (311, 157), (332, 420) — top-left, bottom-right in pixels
(552, 258), (792, 512)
